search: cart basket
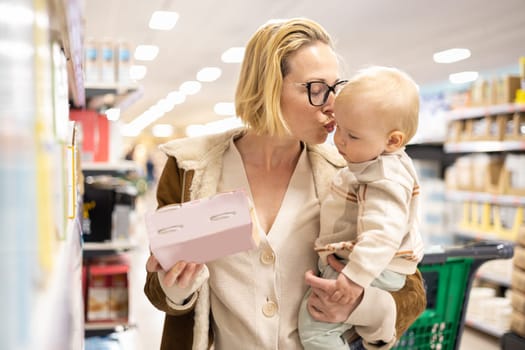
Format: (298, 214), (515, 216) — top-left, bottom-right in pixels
(393, 240), (514, 350)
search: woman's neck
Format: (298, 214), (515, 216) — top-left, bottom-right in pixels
(235, 131), (302, 171)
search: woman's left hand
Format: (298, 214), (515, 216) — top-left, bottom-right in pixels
(304, 255), (363, 323)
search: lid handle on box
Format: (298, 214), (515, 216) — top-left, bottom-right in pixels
(210, 211), (236, 221)
(158, 225), (184, 234)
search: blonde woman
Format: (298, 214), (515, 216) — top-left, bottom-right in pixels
(144, 19), (426, 350)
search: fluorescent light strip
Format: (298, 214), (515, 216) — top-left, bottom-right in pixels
(149, 11), (179, 30)
(152, 124), (174, 137)
(449, 71), (479, 84)
(214, 102), (235, 116)
(180, 81), (201, 95)
(197, 67), (222, 82)
(433, 48), (471, 64)
(134, 45), (159, 61)
(130, 65), (147, 80)
(221, 47), (245, 63)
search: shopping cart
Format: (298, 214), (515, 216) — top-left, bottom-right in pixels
(393, 240), (514, 350)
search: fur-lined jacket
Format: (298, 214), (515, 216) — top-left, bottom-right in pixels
(144, 128), (426, 350)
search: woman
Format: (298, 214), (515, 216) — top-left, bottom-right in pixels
(144, 18), (426, 350)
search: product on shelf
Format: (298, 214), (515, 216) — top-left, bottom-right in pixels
(84, 255), (130, 323)
(511, 227), (525, 338)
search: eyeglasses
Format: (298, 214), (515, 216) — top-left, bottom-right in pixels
(300, 80), (348, 106)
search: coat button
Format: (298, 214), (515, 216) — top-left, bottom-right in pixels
(262, 301), (278, 317)
(260, 249), (275, 265)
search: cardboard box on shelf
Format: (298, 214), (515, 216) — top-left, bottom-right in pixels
(511, 310), (525, 338)
(504, 112), (525, 141)
(85, 256), (130, 323)
(518, 225), (525, 247)
(109, 273), (129, 321)
(497, 76), (521, 104)
(87, 273), (110, 321)
(446, 120), (467, 143)
(513, 265), (525, 293)
(515, 246), (525, 271)
(499, 155), (525, 195)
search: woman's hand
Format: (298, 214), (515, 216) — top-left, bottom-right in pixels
(304, 255), (364, 323)
(146, 254), (204, 288)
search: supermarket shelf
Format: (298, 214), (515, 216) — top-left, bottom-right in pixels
(49, 0), (85, 107)
(446, 190), (525, 206)
(84, 82), (140, 97)
(445, 103), (525, 121)
(84, 321), (136, 337)
(454, 228), (506, 242)
(85, 83), (143, 112)
(444, 140), (525, 153)
(82, 160), (141, 172)
(465, 317), (508, 338)
(83, 240), (138, 255)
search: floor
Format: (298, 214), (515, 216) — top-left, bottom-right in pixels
(87, 186), (502, 350)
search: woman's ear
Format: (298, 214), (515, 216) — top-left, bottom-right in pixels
(386, 131), (405, 152)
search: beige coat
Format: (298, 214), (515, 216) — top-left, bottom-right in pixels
(144, 128), (426, 350)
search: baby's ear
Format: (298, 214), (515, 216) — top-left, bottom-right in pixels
(386, 131), (405, 152)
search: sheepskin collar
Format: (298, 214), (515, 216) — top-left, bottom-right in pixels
(159, 127), (345, 200)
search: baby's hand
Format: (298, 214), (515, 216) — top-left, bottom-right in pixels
(331, 272), (363, 305)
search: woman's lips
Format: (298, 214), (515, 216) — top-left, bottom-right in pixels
(324, 120), (335, 133)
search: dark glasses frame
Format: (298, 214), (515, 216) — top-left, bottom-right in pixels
(300, 80), (348, 106)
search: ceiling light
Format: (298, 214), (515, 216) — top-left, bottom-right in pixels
(167, 90), (186, 105)
(149, 11), (179, 30)
(449, 71), (479, 84)
(433, 48), (471, 64)
(152, 124), (174, 138)
(179, 81), (201, 95)
(221, 47), (245, 63)
(157, 98), (175, 113)
(214, 102), (235, 116)
(197, 67), (222, 82)
(104, 108), (120, 121)
(130, 65), (147, 80)
(134, 45), (159, 61)
(121, 105), (164, 136)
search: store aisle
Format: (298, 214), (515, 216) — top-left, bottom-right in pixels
(112, 186), (501, 350)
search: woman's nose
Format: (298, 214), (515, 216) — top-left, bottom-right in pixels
(322, 93), (336, 113)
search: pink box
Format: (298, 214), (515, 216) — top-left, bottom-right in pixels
(146, 190), (257, 270)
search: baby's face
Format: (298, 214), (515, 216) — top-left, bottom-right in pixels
(332, 102), (389, 164)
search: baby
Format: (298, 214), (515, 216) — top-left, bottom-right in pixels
(299, 66), (425, 350)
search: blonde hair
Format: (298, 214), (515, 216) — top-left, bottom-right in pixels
(336, 66), (420, 144)
(235, 18), (333, 136)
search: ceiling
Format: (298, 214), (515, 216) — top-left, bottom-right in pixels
(84, 0), (525, 138)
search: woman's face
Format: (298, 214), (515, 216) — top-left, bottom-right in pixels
(280, 42), (340, 144)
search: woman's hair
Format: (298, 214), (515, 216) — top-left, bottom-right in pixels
(235, 18), (333, 136)
(336, 66), (420, 144)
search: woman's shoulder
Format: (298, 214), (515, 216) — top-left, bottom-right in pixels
(159, 128), (245, 160)
(306, 142), (346, 168)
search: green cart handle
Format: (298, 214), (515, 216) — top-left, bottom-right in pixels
(421, 240), (514, 265)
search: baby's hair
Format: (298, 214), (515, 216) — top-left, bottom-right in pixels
(336, 66), (420, 144)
